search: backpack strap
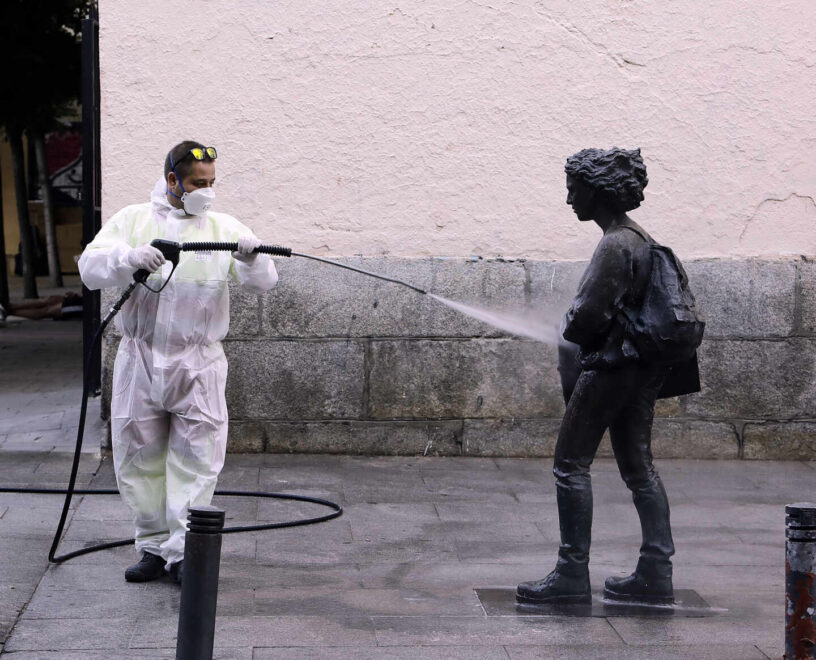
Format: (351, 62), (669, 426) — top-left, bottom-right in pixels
(615, 224), (656, 327)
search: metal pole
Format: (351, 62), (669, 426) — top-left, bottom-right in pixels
(785, 503), (816, 659)
(81, 5), (102, 395)
(176, 506), (225, 660)
(0, 164), (9, 308)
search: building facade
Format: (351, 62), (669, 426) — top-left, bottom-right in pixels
(99, 1), (816, 458)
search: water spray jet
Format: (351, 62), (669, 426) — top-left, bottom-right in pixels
(167, 240), (558, 344)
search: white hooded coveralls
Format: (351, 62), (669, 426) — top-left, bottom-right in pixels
(79, 179), (278, 567)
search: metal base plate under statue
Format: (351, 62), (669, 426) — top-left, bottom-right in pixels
(475, 588), (720, 618)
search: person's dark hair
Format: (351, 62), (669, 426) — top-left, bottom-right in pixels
(564, 147), (648, 213)
(164, 140), (213, 182)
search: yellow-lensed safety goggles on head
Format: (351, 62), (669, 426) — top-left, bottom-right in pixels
(169, 146), (217, 172)
(184, 146), (217, 162)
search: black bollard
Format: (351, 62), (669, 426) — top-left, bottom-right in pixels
(785, 503), (816, 660)
(176, 505), (226, 660)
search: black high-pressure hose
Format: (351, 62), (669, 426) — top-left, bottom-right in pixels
(182, 241), (429, 295)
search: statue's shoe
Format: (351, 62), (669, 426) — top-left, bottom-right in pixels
(516, 570), (591, 604)
(603, 572), (674, 604)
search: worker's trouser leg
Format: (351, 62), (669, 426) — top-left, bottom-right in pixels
(160, 413), (228, 568)
(112, 413), (172, 558)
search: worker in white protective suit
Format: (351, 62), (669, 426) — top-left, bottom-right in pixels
(79, 141), (278, 584)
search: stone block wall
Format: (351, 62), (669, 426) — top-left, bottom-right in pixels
(102, 256), (816, 459)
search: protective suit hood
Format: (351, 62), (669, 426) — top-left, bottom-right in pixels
(151, 176), (174, 223)
(151, 176), (206, 228)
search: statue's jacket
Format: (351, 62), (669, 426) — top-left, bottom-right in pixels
(563, 223), (653, 370)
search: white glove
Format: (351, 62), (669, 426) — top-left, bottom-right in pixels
(233, 235), (262, 263)
(125, 245), (166, 272)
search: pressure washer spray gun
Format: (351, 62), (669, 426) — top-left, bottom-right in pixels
(132, 239), (182, 282)
(131, 237), (425, 292)
(105, 237), (428, 327)
(132, 238), (293, 283)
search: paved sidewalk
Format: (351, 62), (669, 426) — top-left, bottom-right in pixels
(1, 275), (102, 454)
(0, 296), (808, 658)
(0, 320), (103, 454)
(1, 451), (807, 659)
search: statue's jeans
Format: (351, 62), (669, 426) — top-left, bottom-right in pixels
(552, 363), (674, 579)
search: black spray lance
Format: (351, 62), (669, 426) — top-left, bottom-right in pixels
(132, 238), (428, 296)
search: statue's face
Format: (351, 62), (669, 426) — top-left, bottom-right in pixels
(566, 175), (596, 221)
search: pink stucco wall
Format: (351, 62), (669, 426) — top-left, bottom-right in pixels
(99, 1), (815, 260)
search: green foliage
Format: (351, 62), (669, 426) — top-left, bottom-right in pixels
(0, 0), (93, 133)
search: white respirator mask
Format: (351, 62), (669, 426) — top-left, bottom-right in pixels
(180, 187), (215, 216)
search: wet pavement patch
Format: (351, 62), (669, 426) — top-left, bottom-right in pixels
(475, 588), (719, 618)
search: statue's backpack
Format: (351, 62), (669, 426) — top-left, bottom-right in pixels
(618, 225), (705, 365)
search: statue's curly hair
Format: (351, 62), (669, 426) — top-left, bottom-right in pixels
(564, 147), (648, 213)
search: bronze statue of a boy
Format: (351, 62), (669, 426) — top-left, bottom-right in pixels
(517, 147), (703, 605)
